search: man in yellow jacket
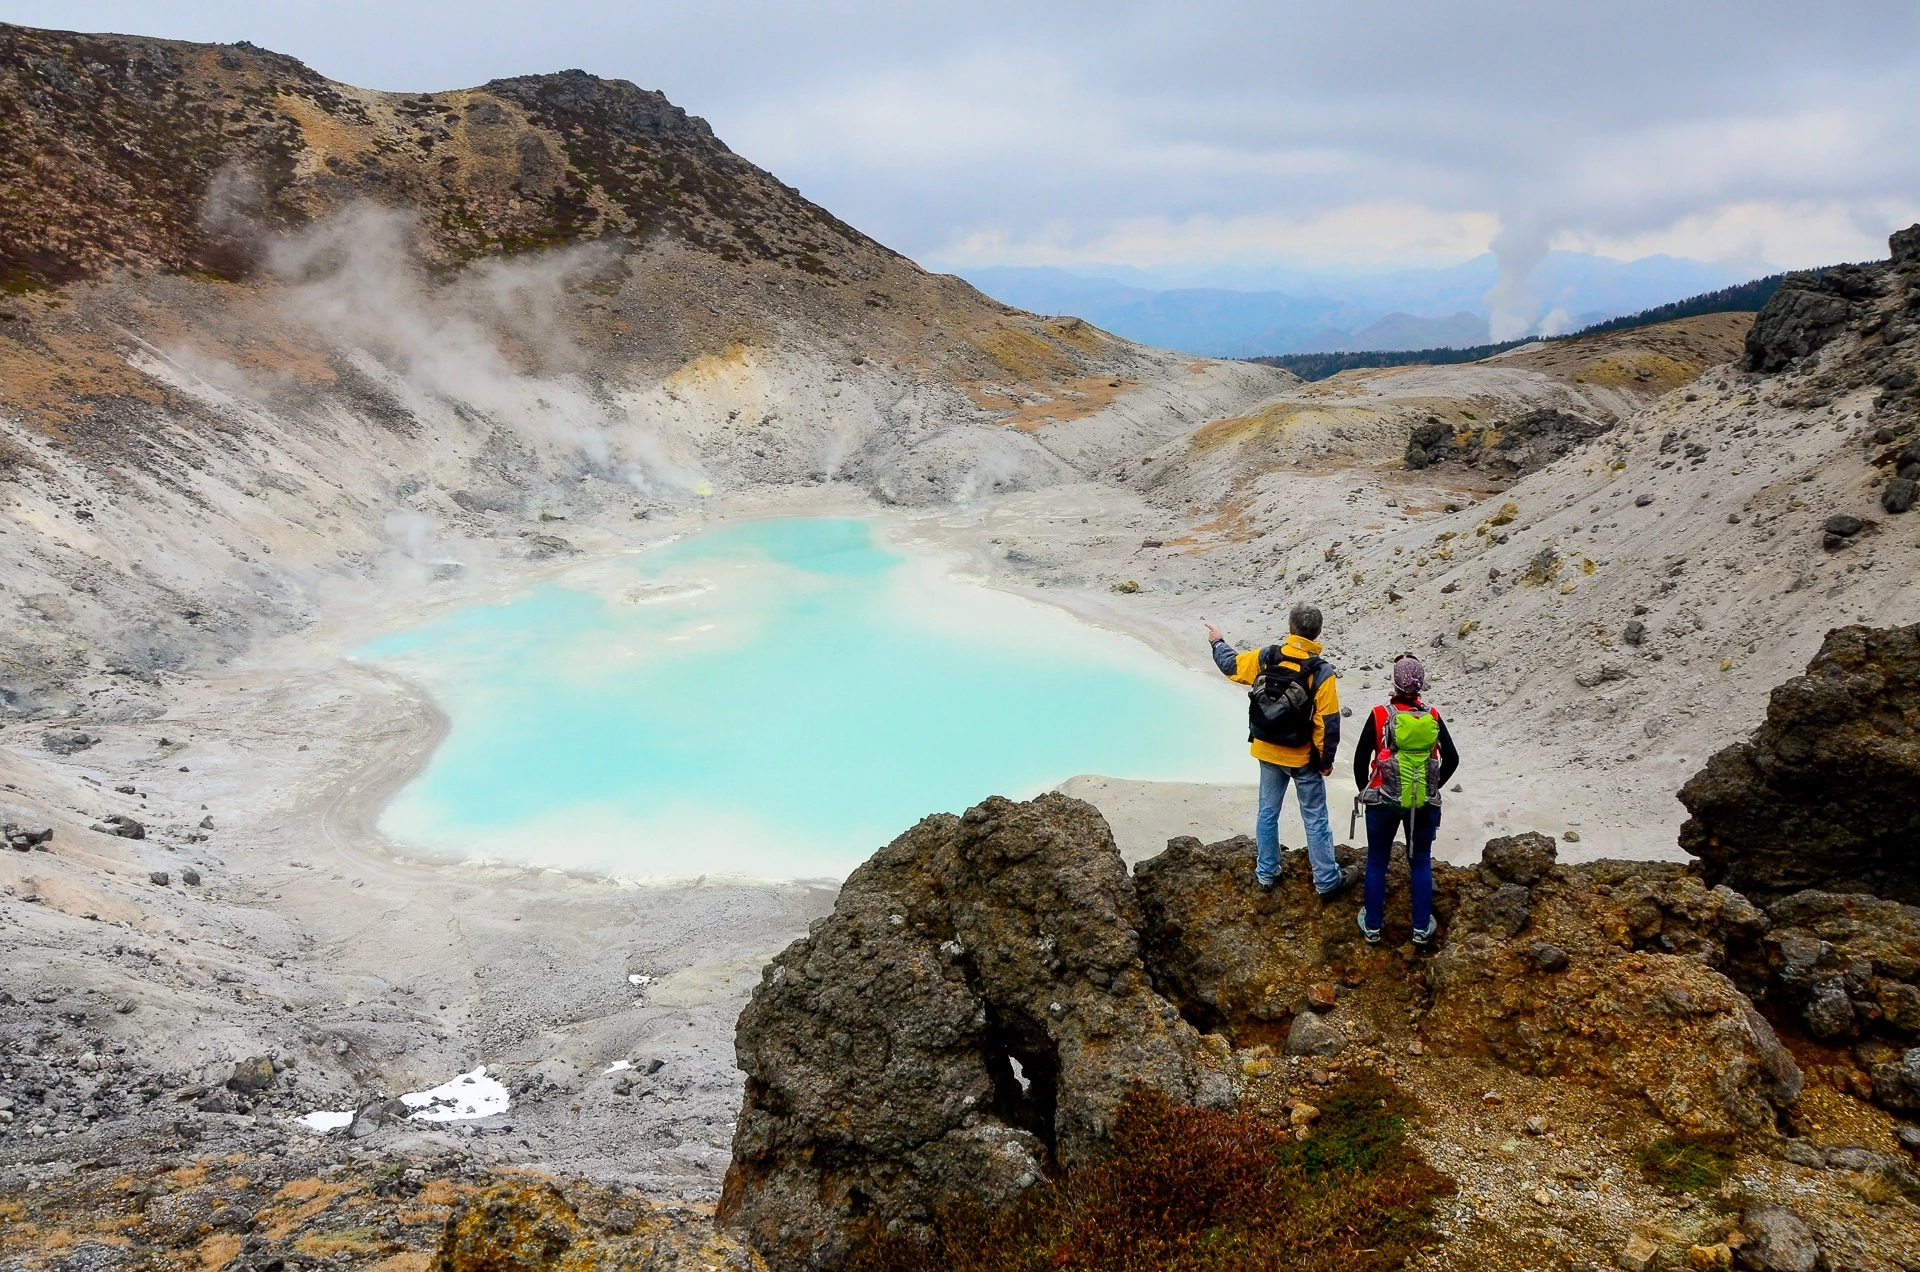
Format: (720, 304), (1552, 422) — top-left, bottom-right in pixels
(1206, 604), (1355, 897)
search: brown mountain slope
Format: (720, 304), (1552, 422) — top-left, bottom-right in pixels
(0, 23), (890, 288)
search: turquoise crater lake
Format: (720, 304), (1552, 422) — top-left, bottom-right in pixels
(353, 517), (1249, 881)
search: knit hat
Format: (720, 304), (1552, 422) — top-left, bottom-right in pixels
(1392, 654), (1426, 696)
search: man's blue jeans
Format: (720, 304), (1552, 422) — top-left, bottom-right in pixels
(1255, 761), (1339, 892)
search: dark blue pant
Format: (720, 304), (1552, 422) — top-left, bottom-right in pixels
(1362, 802), (1439, 934)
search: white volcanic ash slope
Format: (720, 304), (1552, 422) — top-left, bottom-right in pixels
(986, 287), (1919, 857)
(0, 21), (1289, 717)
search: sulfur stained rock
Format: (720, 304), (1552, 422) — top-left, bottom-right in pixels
(432, 1179), (760, 1272)
(1421, 845), (1802, 1139)
(1679, 622), (1920, 905)
(719, 794), (1213, 1272)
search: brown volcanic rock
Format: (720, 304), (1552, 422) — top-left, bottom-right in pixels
(1678, 622), (1920, 904)
(0, 23), (895, 289)
(718, 793), (1215, 1272)
(1132, 833), (1402, 1044)
(1424, 844), (1799, 1139)
(1131, 829), (1795, 1137)
(1759, 889), (1920, 1049)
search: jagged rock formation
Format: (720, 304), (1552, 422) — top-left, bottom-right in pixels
(1757, 889), (1920, 1072)
(1132, 833), (1368, 1043)
(1743, 224), (1919, 386)
(718, 794), (1219, 1272)
(1132, 830), (1800, 1140)
(1679, 622), (1920, 904)
(722, 800), (1823, 1270)
(1423, 842), (1801, 1138)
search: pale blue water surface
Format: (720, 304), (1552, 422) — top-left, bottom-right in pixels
(354, 517), (1248, 880)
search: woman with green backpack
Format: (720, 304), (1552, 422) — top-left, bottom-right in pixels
(1351, 654), (1459, 947)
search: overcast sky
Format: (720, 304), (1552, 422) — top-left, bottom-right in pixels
(11, 2), (1920, 308)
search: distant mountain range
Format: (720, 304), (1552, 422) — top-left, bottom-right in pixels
(955, 253), (1752, 357)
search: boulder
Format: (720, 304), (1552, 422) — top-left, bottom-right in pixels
(719, 794), (1213, 1272)
(349, 1097), (412, 1138)
(91, 814), (145, 840)
(2, 824), (53, 851)
(1481, 831), (1557, 885)
(1870, 1048), (1920, 1111)
(1679, 622), (1920, 904)
(1283, 1009), (1347, 1058)
(1735, 1205), (1820, 1272)
(226, 1056), (275, 1094)
(1759, 890), (1920, 1050)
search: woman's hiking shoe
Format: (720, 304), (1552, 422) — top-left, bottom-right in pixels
(1256, 873), (1279, 892)
(1356, 909), (1382, 945)
(1318, 863), (1362, 903)
(1411, 917), (1440, 949)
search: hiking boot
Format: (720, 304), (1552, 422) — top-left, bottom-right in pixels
(1256, 873), (1279, 892)
(1411, 917), (1440, 949)
(1317, 863), (1362, 903)
(1356, 908), (1382, 945)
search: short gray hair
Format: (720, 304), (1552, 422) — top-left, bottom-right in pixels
(1288, 603), (1323, 640)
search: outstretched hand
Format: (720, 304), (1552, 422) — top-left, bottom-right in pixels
(1204, 622), (1225, 643)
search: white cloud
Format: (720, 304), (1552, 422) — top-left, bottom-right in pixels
(1554, 200), (1920, 273)
(932, 203), (1503, 272)
(21, 0), (1920, 299)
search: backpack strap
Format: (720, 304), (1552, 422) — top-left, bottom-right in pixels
(1372, 703), (1394, 753)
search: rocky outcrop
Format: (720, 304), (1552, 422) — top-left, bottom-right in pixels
(1405, 408), (1610, 475)
(1135, 830), (1798, 1139)
(718, 794), (1216, 1272)
(1743, 266), (1884, 373)
(1423, 838), (1801, 1138)
(721, 808), (1823, 1269)
(1132, 834), (1377, 1044)
(1678, 622), (1920, 904)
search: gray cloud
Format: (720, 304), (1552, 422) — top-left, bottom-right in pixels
(18, 0), (1920, 328)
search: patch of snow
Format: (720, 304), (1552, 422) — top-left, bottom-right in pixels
(297, 1109), (354, 1133)
(628, 974), (652, 985)
(604, 1059), (633, 1074)
(401, 1066), (511, 1122)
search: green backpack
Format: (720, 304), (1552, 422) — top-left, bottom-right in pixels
(1365, 703), (1442, 809)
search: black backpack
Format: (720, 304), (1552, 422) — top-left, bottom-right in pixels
(1247, 646), (1327, 748)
